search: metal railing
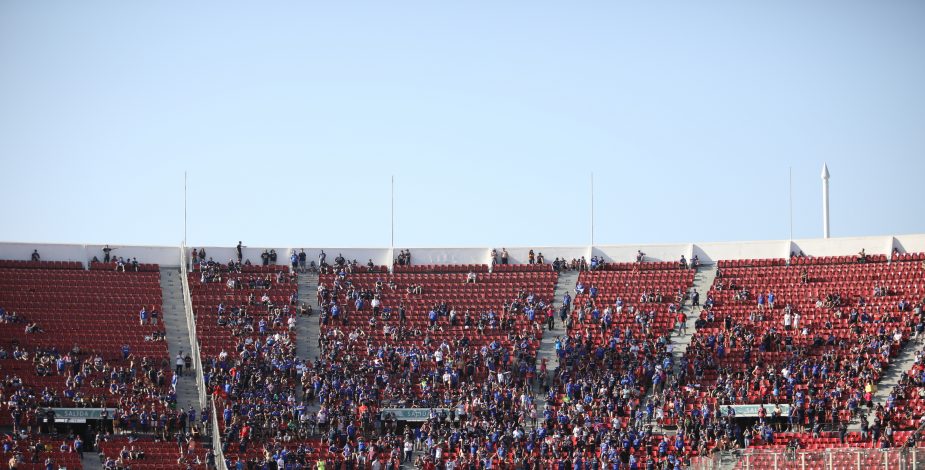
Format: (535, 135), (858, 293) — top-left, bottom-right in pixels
(690, 446), (925, 470)
(179, 245), (225, 470)
(212, 399), (227, 470)
(179, 244), (207, 410)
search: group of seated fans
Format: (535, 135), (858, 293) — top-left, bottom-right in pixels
(6, 246), (925, 470)
(96, 434), (215, 469)
(538, 260), (697, 469)
(191, 249), (712, 469)
(190, 257), (319, 468)
(2, 435), (84, 470)
(314, 259), (558, 468)
(0, 256), (211, 470)
(675, 251), (925, 457)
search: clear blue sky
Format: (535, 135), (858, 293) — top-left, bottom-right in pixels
(2, 1), (923, 248)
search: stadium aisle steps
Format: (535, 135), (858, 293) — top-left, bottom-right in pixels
(296, 270), (322, 408)
(673, 264), (718, 370)
(161, 267), (202, 410)
(855, 339), (922, 430)
(532, 269), (579, 427)
(295, 271), (322, 362)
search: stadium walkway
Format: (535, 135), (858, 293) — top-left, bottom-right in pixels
(82, 451), (104, 470)
(855, 339), (922, 430)
(295, 270), (322, 365)
(656, 264), (716, 434)
(295, 270), (323, 425)
(671, 264), (717, 374)
(161, 267), (202, 414)
(532, 269), (579, 426)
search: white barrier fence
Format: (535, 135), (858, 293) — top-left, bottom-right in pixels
(179, 244), (225, 470)
(179, 244), (206, 410)
(212, 400), (226, 470)
(691, 446), (925, 470)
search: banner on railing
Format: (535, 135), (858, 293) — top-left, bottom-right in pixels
(40, 408), (116, 423)
(380, 408), (450, 422)
(694, 447), (925, 470)
(717, 404), (791, 418)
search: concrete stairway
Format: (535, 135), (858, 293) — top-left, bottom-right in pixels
(82, 450), (104, 470)
(532, 269), (579, 422)
(670, 264), (717, 373)
(295, 269), (323, 421)
(854, 340), (923, 430)
(295, 271), (322, 364)
(160, 267), (202, 414)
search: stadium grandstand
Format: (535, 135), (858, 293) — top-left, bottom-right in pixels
(5, 1), (925, 469)
(1, 235), (925, 470)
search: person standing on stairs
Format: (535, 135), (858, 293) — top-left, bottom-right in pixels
(176, 352), (185, 376)
(560, 292), (571, 323)
(236, 241), (243, 263)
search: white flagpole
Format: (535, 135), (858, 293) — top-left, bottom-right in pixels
(590, 172), (595, 246)
(822, 163), (830, 239)
(391, 175), (395, 249)
(789, 166), (793, 240)
(184, 171), (188, 247)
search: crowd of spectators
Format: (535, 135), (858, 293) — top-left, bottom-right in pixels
(203, 250), (798, 468)
(2, 435), (84, 470)
(189, 257), (365, 468)
(0, 257), (216, 470)
(0, 336), (212, 439)
(671, 254), (925, 458)
(10, 247), (925, 469)
(293, 252), (598, 469)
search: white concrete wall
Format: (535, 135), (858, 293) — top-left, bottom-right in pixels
(693, 240), (789, 264)
(893, 234), (925, 254)
(593, 243), (692, 263)
(791, 235), (891, 258)
(307, 248), (393, 268)
(192, 246), (293, 266)
(399, 247), (489, 265)
(189, 246), (394, 268)
(2, 233), (924, 269)
(0, 242), (181, 267)
(86, 244), (181, 266)
(0, 242), (88, 264)
(494, 246), (589, 265)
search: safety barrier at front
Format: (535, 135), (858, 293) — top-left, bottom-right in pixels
(690, 446), (925, 470)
